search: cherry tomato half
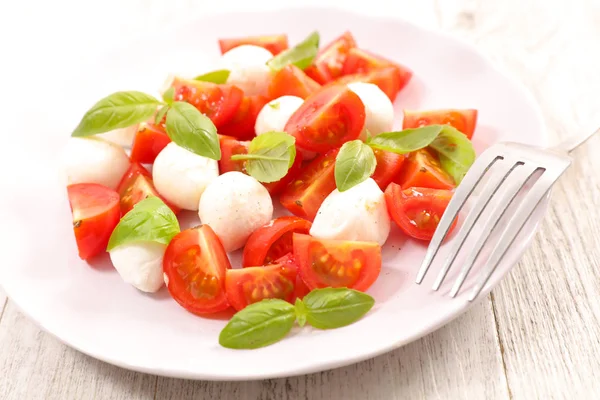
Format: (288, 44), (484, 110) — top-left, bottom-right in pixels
(384, 184), (457, 241)
(67, 183), (120, 260)
(371, 149), (406, 190)
(219, 95), (269, 141)
(333, 66), (411, 102)
(305, 31), (357, 84)
(280, 147), (339, 221)
(242, 216), (312, 267)
(402, 109), (478, 140)
(274, 253), (311, 300)
(169, 76), (244, 128)
(284, 85), (365, 153)
(130, 122), (171, 164)
(218, 34), (289, 55)
(225, 263), (298, 311)
(116, 163), (179, 215)
(163, 225), (231, 315)
(293, 233), (382, 292)
(268, 64), (321, 100)
(342, 47), (407, 75)
(394, 148), (455, 190)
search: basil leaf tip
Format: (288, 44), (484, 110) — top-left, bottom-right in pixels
(233, 132), (296, 183)
(165, 101), (221, 160)
(302, 288), (375, 330)
(267, 31), (320, 71)
(194, 69), (231, 84)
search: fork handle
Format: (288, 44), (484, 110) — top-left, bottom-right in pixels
(555, 125), (600, 153)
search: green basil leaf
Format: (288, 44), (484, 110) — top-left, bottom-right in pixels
(335, 140), (377, 192)
(219, 299), (296, 349)
(107, 196), (180, 252)
(429, 126), (476, 184)
(194, 69), (231, 84)
(162, 87), (175, 104)
(165, 101), (221, 160)
(154, 105), (169, 125)
(267, 31), (319, 71)
(72, 91), (162, 137)
(302, 288), (375, 330)
(294, 298), (308, 327)
(367, 125), (444, 154)
(230, 132), (296, 183)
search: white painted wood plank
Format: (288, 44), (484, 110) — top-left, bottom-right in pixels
(0, 302), (156, 400)
(156, 297), (508, 400)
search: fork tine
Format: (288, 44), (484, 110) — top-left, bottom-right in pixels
(415, 150), (500, 284)
(468, 163), (571, 301)
(449, 164), (539, 297)
(431, 160), (521, 291)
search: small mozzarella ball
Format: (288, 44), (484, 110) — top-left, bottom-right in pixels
(221, 45), (273, 96)
(310, 178), (391, 246)
(198, 171), (273, 252)
(109, 241), (167, 293)
(348, 82), (394, 141)
(152, 143), (219, 211)
(97, 125), (138, 148)
(63, 137), (131, 190)
(255, 96), (316, 160)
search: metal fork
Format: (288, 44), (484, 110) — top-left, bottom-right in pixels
(415, 126), (599, 301)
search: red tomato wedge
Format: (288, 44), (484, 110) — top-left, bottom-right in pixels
(402, 109), (478, 139)
(130, 122), (171, 164)
(284, 85), (365, 153)
(342, 47), (407, 75)
(225, 263), (298, 311)
(395, 148), (455, 190)
(268, 64), (321, 100)
(219, 95), (269, 140)
(169, 76), (244, 128)
(293, 234), (382, 292)
(280, 148), (339, 221)
(163, 225), (231, 315)
(305, 31), (357, 84)
(242, 216), (312, 267)
(116, 163), (179, 215)
(67, 183), (120, 260)
(274, 253), (311, 300)
(385, 184), (457, 241)
(218, 135), (304, 195)
(218, 34), (289, 55)
(371, 150), (406, 190)
(333, 66), (411, 102)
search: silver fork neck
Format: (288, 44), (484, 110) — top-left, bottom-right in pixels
(554, 125), (600, 153)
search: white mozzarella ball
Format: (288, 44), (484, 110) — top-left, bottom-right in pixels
(198, 171), (273, 252)
(310, 178), (391, 246)
(255, 96), (317, 160)
(63, 137), (131, 190)
(152, 142), (219, 211)
(97, 125), (138, 148)
(348, 82), (394, 141)
(109, 241), (167, 293)
(221, 45), (273, 96)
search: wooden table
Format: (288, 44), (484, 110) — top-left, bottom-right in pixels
(1, 0), (599, 398)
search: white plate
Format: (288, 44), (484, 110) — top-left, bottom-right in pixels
(0, 7), (548, 380)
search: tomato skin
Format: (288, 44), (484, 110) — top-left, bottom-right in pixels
(305, 31), (357, 84)
(268, 65), (321, 100)
(218, 135), (304, 195)
(169, 76), (244, 128)
(402, 109), (478, 139)
(293, 234), (382, 292)
(332, 66), (411, 102)
(342, 47), (406, 75)
(219, 95), (269, 141)
(67, 183), (120, 260)
(218, 34), (289, 55)
(225, 263), (297, 311)
(284, 85), (366, 153)
(242, 216), (312, 267)
(280, 148), (339, 221)
(116, 163), (179, 215)
(395, 149), (455, 190)
(130, 123), (171, 164)
(273, 253), (311, 300)
(371, 150), (406, 190)
(385, 184), (457, 241)
(163, 225), (231, 315)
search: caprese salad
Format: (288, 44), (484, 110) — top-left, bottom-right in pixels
(64, 31), (478, 349)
